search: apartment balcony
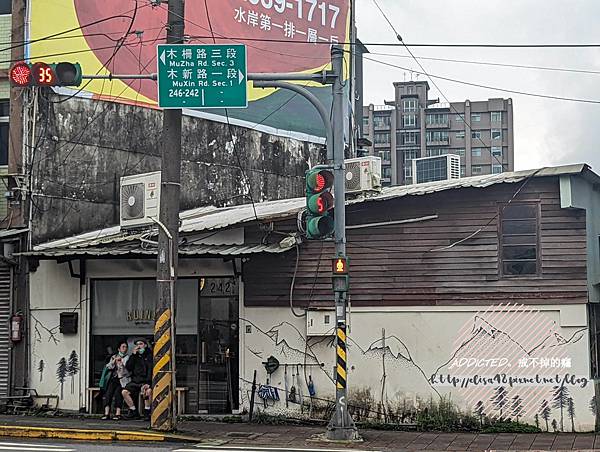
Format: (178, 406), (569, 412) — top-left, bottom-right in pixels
(426, 138), (449, 146)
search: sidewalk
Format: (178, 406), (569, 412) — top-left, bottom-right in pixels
(0, 414), (599, 450)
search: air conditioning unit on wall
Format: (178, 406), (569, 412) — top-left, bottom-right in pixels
(345, 156), (382, 194)
(120, 171), (161, 229)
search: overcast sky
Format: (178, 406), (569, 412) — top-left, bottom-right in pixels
(355, 0), (600, 172)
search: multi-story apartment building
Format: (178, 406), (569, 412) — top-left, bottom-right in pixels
(362, 81), (514, 185)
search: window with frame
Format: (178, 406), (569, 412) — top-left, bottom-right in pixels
(373, 115), (391, 128)
(378, 150), (391, 162)
(400, 131), (419, 145)
(362, 117), (369, 131)
(456, 131), (465, 139)
(426, 113), (448, 126)
(492, 164), (503, 174)
(455, 114), (465, 123)
(403, 114), (416, 127)
(426, 130), (448, 143)
(472, 165), (482, 174)
(491, 111), (502, 122)
(491, 129), (502, 140)
(471, 131), (481, 139)
(471, 148), (482, 157)
(453, 148), (466, 158)
(374, 132), (390, 144)
(471, 113), (481, 122)
(382, 166), (392, 179)
(491, 146), (502, 157)
(460, 166), (466, 177)
(500, 203), (539, 276)
(404, 99), (417, 112)
(426, 148), (448, 157)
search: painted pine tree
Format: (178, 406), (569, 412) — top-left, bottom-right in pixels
(511, 395), (523, 423)
(37, 360), (44, 383)
(551, 419), (558, 433)
(56, 357), (67, 400)
(534, 413), (540, 429)
(540, 399), (551, 432)
(590, 395), (597, 416)
(552, 385), (570, 432)
(66, 350), (79, 395)
(567, 397), (575, 432)
(474, 400), (485, 425)
(491, 386), (508, 418)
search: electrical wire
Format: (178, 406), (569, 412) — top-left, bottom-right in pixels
(289, 244), (306, 318)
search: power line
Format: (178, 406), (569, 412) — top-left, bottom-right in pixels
(368, 51), (600, 76)
(363, 55), (600, 105)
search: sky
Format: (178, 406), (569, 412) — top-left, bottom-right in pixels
(355, 0), (600, 172)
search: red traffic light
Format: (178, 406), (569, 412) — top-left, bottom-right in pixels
(32, 62), (56, 86)
(9, 62), (32, 86)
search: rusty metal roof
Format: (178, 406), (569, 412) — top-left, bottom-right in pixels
(30, 163), (594, 256)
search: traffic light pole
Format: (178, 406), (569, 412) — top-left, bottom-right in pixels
(250, 46), (358, 441)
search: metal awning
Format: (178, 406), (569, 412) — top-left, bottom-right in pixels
(20, 242), (293, 259)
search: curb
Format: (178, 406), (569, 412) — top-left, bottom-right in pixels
(0, 425), (200, 442)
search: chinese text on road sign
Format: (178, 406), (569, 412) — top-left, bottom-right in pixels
(157, 44), (247, 109)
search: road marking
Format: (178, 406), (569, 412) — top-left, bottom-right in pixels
(0, 445), (74, 452)
(0, 443), (69, 448)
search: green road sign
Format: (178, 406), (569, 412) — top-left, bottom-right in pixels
(157, 44), (247, 109)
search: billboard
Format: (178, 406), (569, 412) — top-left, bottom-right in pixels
(28, 0), (351, 139)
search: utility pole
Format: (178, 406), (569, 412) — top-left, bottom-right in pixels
(152, 0), (184, 432)
(326, 45), (359, 441)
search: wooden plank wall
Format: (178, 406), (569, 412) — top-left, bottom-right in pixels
(243, 176), (588, 307)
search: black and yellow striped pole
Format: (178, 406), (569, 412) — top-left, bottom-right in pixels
(151, 306), (175, 430)
(336, 323), (347, 391)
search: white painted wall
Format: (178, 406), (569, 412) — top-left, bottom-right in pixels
(241, 303), (596, 432)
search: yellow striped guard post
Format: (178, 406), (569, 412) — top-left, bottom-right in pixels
(336, 325), (347, 390)
(151, 307), (174, 431)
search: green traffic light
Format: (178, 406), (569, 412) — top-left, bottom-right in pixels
(54, 62), (83, 87)
(306, 215), (334, 238)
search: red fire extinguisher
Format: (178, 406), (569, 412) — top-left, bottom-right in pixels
(10, 313), (22, 343)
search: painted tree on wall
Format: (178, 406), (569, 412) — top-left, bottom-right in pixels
(491, 386), (508, 418)
(539, 399), (551, 432)
(567, 397), (576, 432)
(56, 358), (67, 400)
(590, 396), (597, 416)
(474, 400), (486, 425)
(551, 419), (558, 433)
(66, 350), (79, 395)
(511, 395), (523, 423)
(534, 413), (540, 429)
(37, 360), (44, 383)
(552, 385), (570, 432)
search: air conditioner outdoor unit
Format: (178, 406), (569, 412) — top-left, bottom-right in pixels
(120, 171), (161, 229)
(412, 154), (461, 184)
(344, 156), (382, 194)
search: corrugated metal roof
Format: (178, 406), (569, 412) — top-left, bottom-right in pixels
(32, 163), (593, 254)
(23, 242), (293, 258)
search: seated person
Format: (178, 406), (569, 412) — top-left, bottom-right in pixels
(122, 338), (153, 419)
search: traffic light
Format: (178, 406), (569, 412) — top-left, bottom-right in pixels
(9, 61), (83, 87)
(305, 166), (335, 239)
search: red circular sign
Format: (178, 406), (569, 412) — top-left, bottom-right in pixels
(9, 62), (32, 86)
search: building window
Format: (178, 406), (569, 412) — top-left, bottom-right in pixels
(374, 132), (390, 144)
(407, 86), (414, 94)
(403, 114), (416, 127)
(0, 100), (8, 166)
(382, 167), (392, 179)
(400, 131), (419, 145)
(472, 165), (482, 174)
(453, 148), (466, 158)
(362, 117), (369, 131)
(471, 148), (482, 157)
(426, 113), (448, 126)
(491, 146), (502, 158)
(403, 149), (418, 180)
(404, 99), (417, 112)
(492, 164), (503, 174)
(373, 115), (391, 128)
(455, 114), (465, 123)
(491, 129), (502, 140)
(500, 203), (539, 276)
(378, 150), (391, 162)
(0, 0), (10, 14)
(460, 166), (466, 177)
(491, 111), (502, 122)
(471, 113), (481, 122)
(426, 148), (448, 157)
(471, 131), (481, 139)
(455, 131), (465, 139)
(426, 130), (448, 143)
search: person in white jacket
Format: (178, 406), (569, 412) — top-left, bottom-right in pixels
(102, 341), (131, 420)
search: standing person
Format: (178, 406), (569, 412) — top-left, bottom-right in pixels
(122, 338), (153, 420)
(102, 341), (130, 420)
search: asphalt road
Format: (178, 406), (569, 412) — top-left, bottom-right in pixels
(0, 440), (383, 452)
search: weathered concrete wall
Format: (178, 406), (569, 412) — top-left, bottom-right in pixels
(31, 94), (324, 243)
